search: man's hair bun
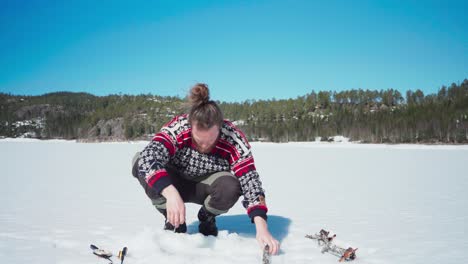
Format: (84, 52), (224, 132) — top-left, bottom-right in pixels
(187, 83), (223, 129)
(189, 83), (210, 107)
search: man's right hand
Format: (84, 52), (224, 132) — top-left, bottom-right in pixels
(161, 185), (186, 228)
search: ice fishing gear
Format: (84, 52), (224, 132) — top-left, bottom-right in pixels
(339, 247), (358, 262)
(306, 229), (358, 262)
(90, 244), (113, 264)
(90, 244), (129, 264)
(262, 245), (271, 264)
(118, 247), (128, 264)
(306, 229), (337, 245)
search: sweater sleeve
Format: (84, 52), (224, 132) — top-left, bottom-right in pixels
(137, 119), (179, 194)
(228, 128), (268, 222)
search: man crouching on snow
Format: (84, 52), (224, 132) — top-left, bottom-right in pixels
(131, 83), (280, 255)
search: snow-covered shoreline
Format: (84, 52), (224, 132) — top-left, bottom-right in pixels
(2, 137), (468, 150)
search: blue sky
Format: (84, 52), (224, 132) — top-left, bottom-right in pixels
(0, 0), (466, 102)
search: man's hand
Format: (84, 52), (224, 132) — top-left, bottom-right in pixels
(254, 216), (280, 255)
(161, 185), (185, 228)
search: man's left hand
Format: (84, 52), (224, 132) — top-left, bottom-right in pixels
(254, 216), (280, 255)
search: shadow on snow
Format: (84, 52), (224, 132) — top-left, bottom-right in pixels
(187, 214), (291, 242)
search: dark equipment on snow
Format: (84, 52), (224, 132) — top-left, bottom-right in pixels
(90, 244), (113, 264)
(306, 229), (358, 262)
(118, 247), (128, 264)
(90, 244), (128, 264)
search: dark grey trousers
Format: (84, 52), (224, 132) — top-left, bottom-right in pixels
(132, 153), (241, 215)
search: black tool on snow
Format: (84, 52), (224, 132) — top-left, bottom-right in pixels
(118, 246), (128, 264)
(90, 244), (113, 264)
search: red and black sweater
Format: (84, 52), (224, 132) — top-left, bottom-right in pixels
(137, 114), (268, 221)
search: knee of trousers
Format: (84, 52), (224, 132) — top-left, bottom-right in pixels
(131, 154), (167, 210)
(206, 176), (242, 212)
(142, 180), (167, 210)
(131, 152), (140, 178)
(134, 168), (165, 206)
(151, 197), (167, 210)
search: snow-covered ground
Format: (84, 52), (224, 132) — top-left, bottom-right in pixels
(1, 140), (467, 264)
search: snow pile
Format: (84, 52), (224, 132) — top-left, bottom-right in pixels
(331, 135), (349, 142)
(313, 136), (350, 143)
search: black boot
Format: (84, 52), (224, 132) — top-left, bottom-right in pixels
(198, 206), (218, 236)
(164, 220), (187, 233)
(158, 209), (187, 233)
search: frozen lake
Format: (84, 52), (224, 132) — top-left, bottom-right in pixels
(1, 140), (467, 264)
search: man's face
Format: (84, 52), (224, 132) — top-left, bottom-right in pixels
(191, 123), (220, 153)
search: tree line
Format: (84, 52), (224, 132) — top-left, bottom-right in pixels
(1, 79), (467, 143)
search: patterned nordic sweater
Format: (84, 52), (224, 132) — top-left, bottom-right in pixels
(137, 114), (268, 221)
